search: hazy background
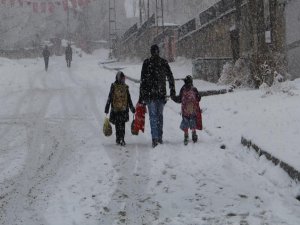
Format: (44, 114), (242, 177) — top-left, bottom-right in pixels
(0, 0), (217, 49)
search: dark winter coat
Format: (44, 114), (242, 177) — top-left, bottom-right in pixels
(139, 56), (175, 102)
(42, 49), (50, 59)
(105, 81), (135, 124)
(65, 46), (72, 60)
(173, 84), (202, 130)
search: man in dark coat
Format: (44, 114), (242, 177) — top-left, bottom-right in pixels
(42, 45), (50, 71)
(65, 43), (72, 68)
(139, 44), (176, 148)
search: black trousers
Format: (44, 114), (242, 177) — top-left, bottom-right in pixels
(44, 57), (49, 71)
(66, 59), (71, 67)
(115, 121), (125, 141)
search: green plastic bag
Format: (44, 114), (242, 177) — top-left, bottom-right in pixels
(103, 118), (112, 137)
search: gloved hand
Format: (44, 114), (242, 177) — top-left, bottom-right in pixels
(131, 107), (136, 114)
(163, 98), (167, 104)
(138, 97), (145, 105)
(170, 88), (176, 98)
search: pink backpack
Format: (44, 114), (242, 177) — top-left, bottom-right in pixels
(181, 88), (198, 117)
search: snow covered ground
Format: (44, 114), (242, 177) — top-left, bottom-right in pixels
(0, 49), (300, 225)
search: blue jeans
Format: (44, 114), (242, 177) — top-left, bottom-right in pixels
(146, 99), (165, 140)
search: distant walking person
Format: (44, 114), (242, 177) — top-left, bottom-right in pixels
(138, 44), (176, 148)
(65, 43), (72, 68)
(42, 45), (50, 71)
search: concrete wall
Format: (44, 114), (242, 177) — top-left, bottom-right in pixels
(177, 2), (252, 82)
(116, 33), (137, 60)
(115, 0), (290, 83)
(192, 57), (233, 82)
(177, 3), (252, 59)
(134, 26), (164, 59)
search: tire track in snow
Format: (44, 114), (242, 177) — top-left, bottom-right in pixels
(100, 145), (156, 225)
(0, 67), (42, 140)
(70, 66), (160, 224)
(0, 62), (90, 225)
(0, 71), (53, 225)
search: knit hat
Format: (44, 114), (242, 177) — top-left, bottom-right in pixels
(184, 75), (193, 85)
(116, 71), (125, 83)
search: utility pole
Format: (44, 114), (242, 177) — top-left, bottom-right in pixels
(67, 0), (70, 43)
(139, 0), (146, 25)
(155, 0), (164, 34)
(147, 0), (150, 20)
(139, 0), (143, 25)
(108, 0), (117, 59)
(161, 0), (164, 32)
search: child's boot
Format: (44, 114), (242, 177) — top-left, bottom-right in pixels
(192, 131), (198, 143)
(184, 133), (189, 145)
(120, 139), (126, 146)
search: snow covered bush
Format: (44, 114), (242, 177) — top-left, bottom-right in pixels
(218, 62), (234, 85)
(218, 58), (254, 88)
(260, 71), (297, 97)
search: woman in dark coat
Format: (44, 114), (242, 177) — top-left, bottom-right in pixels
(105, 71), (135, 146)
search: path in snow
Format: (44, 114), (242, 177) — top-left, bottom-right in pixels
(0, 52), (299, 225)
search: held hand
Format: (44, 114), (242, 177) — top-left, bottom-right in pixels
(131, 107), (136, 114)
(170, 89), (176, 97)
(163, 98), (167, 104)
(138, 97), (145, 105)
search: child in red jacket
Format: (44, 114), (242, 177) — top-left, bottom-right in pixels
(172, 75), (202, 145)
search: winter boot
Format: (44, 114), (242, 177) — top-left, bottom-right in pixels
(184, 133), (189, 145)
(116, 138), (120, 145)
(152, 139), (158, 148)
(158, 137), (163, 144)
(192, 131), (198, 143)
(120, 139), (126, 146)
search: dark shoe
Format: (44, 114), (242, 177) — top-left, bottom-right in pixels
(116, 138), (120, 145)
(120, 139), (126, 146)
(192, 131), (198, 143)
(158, 138), (163, 144)
(184, 134), (189, 145)
(152, 139), (158, 148)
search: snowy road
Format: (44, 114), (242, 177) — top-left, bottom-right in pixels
(0, 50), (299, 225)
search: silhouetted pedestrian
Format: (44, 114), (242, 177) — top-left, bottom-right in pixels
(42, 45), (50, 71)
(65, 44), (72, 68)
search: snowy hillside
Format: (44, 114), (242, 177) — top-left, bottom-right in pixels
(0, 49), (299, 225)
